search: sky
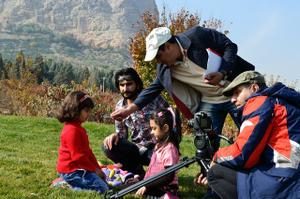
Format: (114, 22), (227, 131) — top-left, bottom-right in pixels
(155, 0), (300, 85)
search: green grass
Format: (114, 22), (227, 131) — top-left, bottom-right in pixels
(0, 115), (206, 199)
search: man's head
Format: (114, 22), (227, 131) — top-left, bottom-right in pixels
(114, 68), (143, 100)
(222, 71), (266, 108)
(144, 27), (182, 65)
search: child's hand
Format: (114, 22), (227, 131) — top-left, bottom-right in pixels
(135, 186), (147, 196)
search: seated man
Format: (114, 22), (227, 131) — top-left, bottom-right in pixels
(196, 71), (300, 199)
(102, 68), (169, 179)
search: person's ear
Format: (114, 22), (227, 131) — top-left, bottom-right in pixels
(162, 124), (169, 133)
(251, 84), (260, 93)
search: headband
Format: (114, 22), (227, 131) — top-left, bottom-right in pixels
(118, 75), (134, 82)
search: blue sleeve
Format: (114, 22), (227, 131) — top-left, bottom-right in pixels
(133, 77), (165, 109)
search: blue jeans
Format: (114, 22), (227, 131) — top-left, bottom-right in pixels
(197, 101), (240, 150)
(60, 170), (109, 193)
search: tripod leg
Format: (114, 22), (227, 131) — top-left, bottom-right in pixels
(107, 157), (197, 199)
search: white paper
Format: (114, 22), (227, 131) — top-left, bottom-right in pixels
(205, 48), (222, 75)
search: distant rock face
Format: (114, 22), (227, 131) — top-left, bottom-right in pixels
(0, 0), (158, 48)
(0, 0), (158, 68)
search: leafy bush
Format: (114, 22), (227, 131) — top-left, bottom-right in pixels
(0, 79), (120, 123)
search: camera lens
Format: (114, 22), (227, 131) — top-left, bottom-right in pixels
(194, 135), (206, 150)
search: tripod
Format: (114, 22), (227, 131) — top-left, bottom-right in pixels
(105, 154), (210, 199)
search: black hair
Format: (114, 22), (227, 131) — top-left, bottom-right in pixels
(157, 35), (177, 52)
(56, 91), (94, 123)
(150, 107), (182, 150)
(114, 67), (143, 94)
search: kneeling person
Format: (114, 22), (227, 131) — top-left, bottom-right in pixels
(102, 68), (169, 178)
(196, 71), (300, 199)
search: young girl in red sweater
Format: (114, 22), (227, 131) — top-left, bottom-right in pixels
(56, 91), (109, 193)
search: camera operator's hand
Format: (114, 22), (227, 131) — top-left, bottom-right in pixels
(194, 173), (208, 186)
(194, 161), (216, 186)
(103, 133), (119, 150)
(135, 186), (147, 196)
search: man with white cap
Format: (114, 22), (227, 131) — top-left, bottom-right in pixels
(196, 70), (300, 199)
(112, 25), (254, 151)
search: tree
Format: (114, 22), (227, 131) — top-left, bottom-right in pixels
(31, 55), (46, 83)
(16, 51), (26, 79)
(0, 53), (4, 79)
(53, 63), (75, 85)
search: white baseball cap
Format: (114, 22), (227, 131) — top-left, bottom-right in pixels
(144, 27), (172, 61)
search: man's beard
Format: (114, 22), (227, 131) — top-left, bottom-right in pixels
(121, 91), (138, 100)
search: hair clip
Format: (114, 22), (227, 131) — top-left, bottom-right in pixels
(167, 107), (176, 128)
(79, 94), (90, 103)
(157, 112), (163, 117)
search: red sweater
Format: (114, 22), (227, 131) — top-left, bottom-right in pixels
(56, 122), (101, 173)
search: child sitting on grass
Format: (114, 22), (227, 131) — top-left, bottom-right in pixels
(135, 108), (182, 199)
(56, 91), (109, 193)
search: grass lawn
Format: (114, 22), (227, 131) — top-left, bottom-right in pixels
(0, 115), (206, 199)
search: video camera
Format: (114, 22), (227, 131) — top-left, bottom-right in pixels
(188, 112), (215, 175)
(106, 112), (231, 198)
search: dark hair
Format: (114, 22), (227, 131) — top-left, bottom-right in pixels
(157, 35), (177, 52)
(56, 91), (94, 123)
(114, 68), (143, 94)
(150, 107), (182, 150)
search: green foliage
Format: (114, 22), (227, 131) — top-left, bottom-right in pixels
(0, 78), (120, 122)
(0, 115), (206, 198)
(0, 52), (116, 89)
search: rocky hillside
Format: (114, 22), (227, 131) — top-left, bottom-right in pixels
(0, 0), (158, 69)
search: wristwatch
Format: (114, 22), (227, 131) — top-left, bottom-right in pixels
(219, 70), (228, 80)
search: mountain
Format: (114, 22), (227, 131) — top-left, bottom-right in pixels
(0, 0), (158, 70)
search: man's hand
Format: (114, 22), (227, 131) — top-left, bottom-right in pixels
(111, 104), (139, 121)
(135, 186), (147, 196)
(194, 162), (216, 186)
(194, 173), (208, 186)
(103, 133), (119, 150)
(204, 72), (224, 85)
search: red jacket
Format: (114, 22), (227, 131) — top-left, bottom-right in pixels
(57, 122), (100, 173)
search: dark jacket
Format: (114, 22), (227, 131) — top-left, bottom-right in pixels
(134, 26), (255, 118)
